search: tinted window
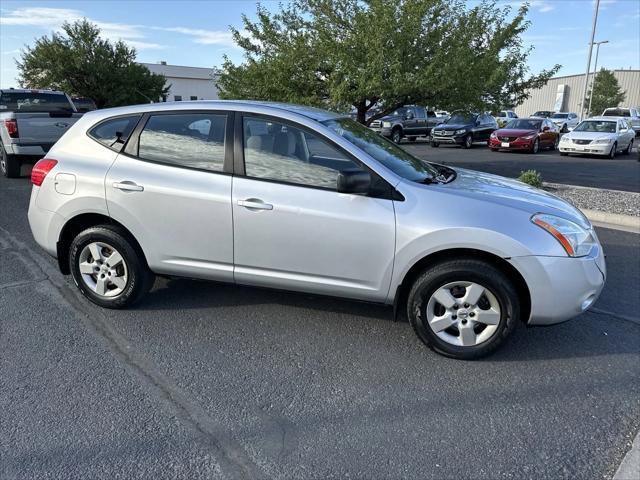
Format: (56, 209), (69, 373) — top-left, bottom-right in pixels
(138, 113), (226, 171)
(447, 112), (476, 124)
(89, 115), (141, 151)
(505, 119), (542, 130)
(243, 117), (363, 190)
(174, 95), (182, 101)
(603, 108), (630, 117)
(0, 91), (74, 113)
(190, 96), (198, 101)
(415, 108), (426, 119)
(427, 111), (436, 118)
(551, 113), (568, 119)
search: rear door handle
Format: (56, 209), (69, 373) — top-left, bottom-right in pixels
(238, 199), (273, 210)
(113, 181), (144, 192)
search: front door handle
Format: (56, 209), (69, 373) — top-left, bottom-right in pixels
(238, 199), (273, 211)
(113, 181), (144, 192)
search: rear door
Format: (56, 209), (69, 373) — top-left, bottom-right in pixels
(231, 114), (396, 302)
(105, 110), (235, 281)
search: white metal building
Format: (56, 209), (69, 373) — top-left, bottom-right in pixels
(140, 62), (220, 102)
(515, 69), (639, 117)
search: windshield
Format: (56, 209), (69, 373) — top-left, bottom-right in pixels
(602, 108), (630, 117)
(574, 120), (616, 133)
(505, 119), (542, 130)
(446, 112), (476, 124)
(533, 111), (552, 117)
(551, 113), (568, 119)
(0, 92), (74, 113)
(322, 117), (439, 182)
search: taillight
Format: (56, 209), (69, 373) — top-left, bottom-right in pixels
(31, 158), (58, 186)
(4, 119), (18, 138)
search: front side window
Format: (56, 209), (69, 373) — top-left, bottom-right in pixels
(138, 113), (226, 171)
(243, 117), (363, 190)
(415, 108), (426, 119)
(89, 115), (141, 151)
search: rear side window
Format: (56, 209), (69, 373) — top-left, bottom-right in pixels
(137, 113), (226, 172)
(89, 115), (141, 151)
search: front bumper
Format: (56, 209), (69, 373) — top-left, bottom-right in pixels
(559, 142), (611, 155)
(489, 138), (534, 150)
(370, 127), (393, 138)
(431, 133), (466, 144)
(510, 244), (606, 326)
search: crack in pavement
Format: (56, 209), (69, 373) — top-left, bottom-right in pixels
(0, 226), (267, 479)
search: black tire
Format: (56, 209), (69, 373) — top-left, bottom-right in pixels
(431, 141), (439, 148)
(407, 258), (519, 360)
(531, 138), (539, 154)
(551, 135), (559, 151)
(69, 225), (154, 309)
(560, 152), (568, 156)
(463, 134), (473, 149)
(408, 136), (417, 142)
(624, 140), (633, 155)
(608, 142), (617, 159)
(0, 144), (20, 178)
(391, 128), (402, 144)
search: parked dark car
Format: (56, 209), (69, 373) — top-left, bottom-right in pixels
(531, 111), (554, 118)
(71, 97), (97, 113)
(489, 118), (559, 153)
(431, 111), (498, 148)
(369, 106), (441, 143)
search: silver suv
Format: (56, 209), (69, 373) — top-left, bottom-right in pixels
(28, 101), (606, 359)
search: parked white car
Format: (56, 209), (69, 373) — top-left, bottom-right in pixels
(494, 110), (518, 128)
(550, 112), (579, 133)
(559, 117), (635, 158)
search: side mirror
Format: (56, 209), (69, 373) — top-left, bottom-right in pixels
(542, 126), (550, 132)
(337, 169), (371, 195)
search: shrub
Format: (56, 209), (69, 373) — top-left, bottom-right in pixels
(518, 169), (543, 188)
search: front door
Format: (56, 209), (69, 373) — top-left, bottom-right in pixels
(232, 115), (396, 302)
(105, 111), (234, 281)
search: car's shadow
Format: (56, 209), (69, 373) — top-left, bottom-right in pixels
(131, 276), (640, 362)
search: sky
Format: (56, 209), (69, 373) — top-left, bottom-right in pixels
(1, 0), (639, 88)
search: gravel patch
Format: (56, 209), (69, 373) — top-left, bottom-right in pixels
(545, 182), (640, 217)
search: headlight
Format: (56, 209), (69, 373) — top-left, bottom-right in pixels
(593, 138), (612, 144)
(521, 133), (536, 140)
(382, 121), (392, 128)
(455, 129), (466, 135)
(560, 135), (570, 142)
(490, 132), (497, 138)
(531, 214), (596, 257)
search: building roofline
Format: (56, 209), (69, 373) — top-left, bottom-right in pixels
(548, 69), (639, 81)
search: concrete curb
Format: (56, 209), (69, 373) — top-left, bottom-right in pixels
(613, 429), (640, 480)
(582, 209), (640, 232)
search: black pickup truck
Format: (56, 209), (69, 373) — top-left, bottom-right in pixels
(369, 106), (440, 143)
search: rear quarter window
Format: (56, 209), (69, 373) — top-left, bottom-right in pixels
(88, 115), (141, 152)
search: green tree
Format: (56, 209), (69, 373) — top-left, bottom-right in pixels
(218, 0), (560, 124)
(17, 19), (169, 108)
(586, 68), (626, 117)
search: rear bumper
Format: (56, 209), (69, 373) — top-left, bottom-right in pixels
(4, 143), (53, 156)
(510, 245), (606, 326)
(27, 188), (64, 257)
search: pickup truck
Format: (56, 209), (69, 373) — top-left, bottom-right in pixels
(1, 89), (83, 178)
(369, 106), (441, 143)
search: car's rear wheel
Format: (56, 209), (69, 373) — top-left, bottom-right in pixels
(391, 128), (402, 144)
(69, 226), (154, 308)
(551, 136), (559, 150)
(0, 144), (20, 178)
(625, 140), (633, 155)
(407, 259), (519, 359)
(463, 134), (473, 149)
(608, 142), (617, 159)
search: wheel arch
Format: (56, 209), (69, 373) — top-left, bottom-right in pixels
(56, 212), (148, 275)
(393, 248), (531, 324)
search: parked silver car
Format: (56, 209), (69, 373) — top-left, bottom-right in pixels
(550, 112), (579, 133)
(27, 101), (606, 359)
(601, 107), (640, 136)
(559, 117), (635, 158)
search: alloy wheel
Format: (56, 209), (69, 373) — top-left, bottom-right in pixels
(532, 138), (539, 153)
(78, 241), (128, 297)
(424, 281), (501, 347)
(465, 134), (472, 148)
(392, 130), (402, 143)
(609, 142), (617, 159)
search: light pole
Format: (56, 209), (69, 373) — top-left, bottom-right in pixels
(580, 0), (600, 120)
(587, 40), (609, 117)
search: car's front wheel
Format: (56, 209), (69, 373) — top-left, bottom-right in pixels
(531, 138), (539, 154)
(463, 134), (473, 149)
(407, 258), (519, 359)
(69, 226), (154, 308)
(608, 142), (617, 159)
(625, 140), (633, 155)
(391, 128), (402, 144)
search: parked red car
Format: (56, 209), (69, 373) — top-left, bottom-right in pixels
(489, 118), (559, 153)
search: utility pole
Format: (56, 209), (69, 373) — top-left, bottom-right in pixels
(587, 40), (609, 117)
(580, 0), (600, 120)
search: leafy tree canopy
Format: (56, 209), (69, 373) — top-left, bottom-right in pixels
(586, 68), (626, 117)
(218, 0), (560, 124)
(17, 19), (169, 108)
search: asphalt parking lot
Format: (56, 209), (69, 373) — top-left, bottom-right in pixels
(402, 138), (640, 192)
(1, 168), (639, 478)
